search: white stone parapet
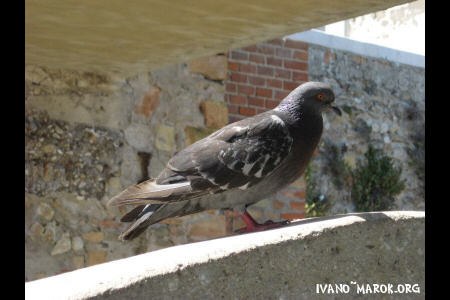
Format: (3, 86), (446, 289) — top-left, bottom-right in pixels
(25, 211), (425, 299)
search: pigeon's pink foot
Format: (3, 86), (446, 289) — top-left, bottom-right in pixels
(235, 211), (290, 233)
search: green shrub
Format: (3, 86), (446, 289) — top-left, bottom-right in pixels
(351, 144), (405, 212)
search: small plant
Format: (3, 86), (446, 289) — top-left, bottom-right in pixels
(351, 144), (405, 212)
(305, 163), (330, 217)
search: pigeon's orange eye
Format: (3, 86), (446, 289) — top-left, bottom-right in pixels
(317, 93), (325, 100)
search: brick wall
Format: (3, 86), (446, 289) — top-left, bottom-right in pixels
(225, 38), (309, 123)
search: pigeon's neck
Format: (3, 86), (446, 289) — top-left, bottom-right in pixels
(275, 97), (319, 124)
(275, 97), (323, 141)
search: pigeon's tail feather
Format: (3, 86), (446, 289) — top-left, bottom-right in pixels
(120, 204), (161, 222)
(119, 200), (208, 241)
(107, 179), (192, 207)
(119, 209), (156, 241)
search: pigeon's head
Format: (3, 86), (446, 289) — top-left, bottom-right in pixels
(277, 81), (341, 116)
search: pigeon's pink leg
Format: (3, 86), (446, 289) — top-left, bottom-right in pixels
(235, 211), (290, 233)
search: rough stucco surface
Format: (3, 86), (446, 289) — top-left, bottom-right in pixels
(25, 211), (425, 300)
(25, 0), (412, 75)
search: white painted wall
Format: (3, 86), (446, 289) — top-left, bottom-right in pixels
(318, 0), (424, 56)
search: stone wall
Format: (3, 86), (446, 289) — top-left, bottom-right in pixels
(25, 62), (232, 281)
(25, 34), (424, 282)
(307, 44), (425, 214)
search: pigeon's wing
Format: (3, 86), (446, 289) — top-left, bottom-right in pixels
(108, 113), (293, 207)
(161, 113), (293, 191)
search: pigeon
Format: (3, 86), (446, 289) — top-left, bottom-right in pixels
(108, 81), (341, 241)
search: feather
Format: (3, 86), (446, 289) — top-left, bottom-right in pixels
(107, 179), (192, 207)
(120, 204), (161, 222)
(119, 211), (154, 241)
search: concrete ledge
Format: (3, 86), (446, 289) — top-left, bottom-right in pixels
(25, 211), (424, 299)
(286, 29), (425, 68)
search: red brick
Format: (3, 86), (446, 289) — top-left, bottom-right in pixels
(284, 81), (300, 91)
(248, 76), (265, 86)
(238, 84), (255, 95)
(281, 189), (306, 199)
(290, 201), (306, 211)
(229, 116), (244, 123)
(256, 108), (269, 114)
(296, 190), (306, 199)
(230, 72), (247, 83)
(273, 200), (285, 209)
(267, 39), (283, 46)
(281, 212), (306, 221)
(265, 99), (279, 109)
(229, 95), (247, 105)
(256, 88), (272, 98)
(226, 83), (236, 93)
(284, 60), (308, 71)
(239, 106), (256, 116)
(248, 97), (265, 107)
(274, 69), (291, 79)
(228, 104), (239, 114)
(274, 91), (290, 100)
(256, 45), (275, 55)
(239, 63), (256, 74)
(267, 78), (282, 88)
(292, 72), (308, 82)
(293, 50), (308, 61)
(266, 57), (283, 67)
(285, 39), (308, 51)
(257, 66), (274, 76)
(231, 51), (248, 60)
(242, 45), (257, 52)
(228, 62), (239, 71)
(249, 53), (265, 64)
(276, 48), (292, 58)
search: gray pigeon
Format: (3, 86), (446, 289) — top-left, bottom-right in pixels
(108, 81), (341, 241)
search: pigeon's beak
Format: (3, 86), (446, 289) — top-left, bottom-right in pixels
(331, 106), (342, 116)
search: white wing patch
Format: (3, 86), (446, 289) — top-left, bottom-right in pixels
(238, 182), (251, 190)
(242, 161), (257, 176)
(233, 126), (248, 133)
(254, 154), (271, 178)
(270, 115), (285, 125)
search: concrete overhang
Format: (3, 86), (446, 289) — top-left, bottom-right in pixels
(25, 0), (413, 75)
